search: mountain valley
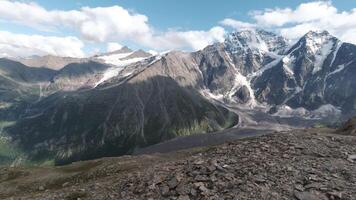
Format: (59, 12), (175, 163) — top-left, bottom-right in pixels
(0, 30), (355, 166)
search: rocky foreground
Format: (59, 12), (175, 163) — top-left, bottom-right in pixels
(1, 128), (356, 200)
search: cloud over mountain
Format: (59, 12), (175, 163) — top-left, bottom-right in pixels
(1, 1), (356, 57)
(0, 0), (225, 55)
(0, 31), (84, 58)
(223, 1), (356, 44)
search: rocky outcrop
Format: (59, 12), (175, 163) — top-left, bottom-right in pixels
(2, 130), (355, 199)
(339, 117), (356, 136)
(233, 85), (251, 103)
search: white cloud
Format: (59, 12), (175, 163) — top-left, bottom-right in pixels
(0, 1), (150, 42)
(0, 31), (85, 58)
(106, 42), (123, 52)
(220, 18), (256, 30)
(252, 1), (337, 27)
(222, 1), (356, 44)
(0, 1), (224, 52)
(142, 26), (226, 51)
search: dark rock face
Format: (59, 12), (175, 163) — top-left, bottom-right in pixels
(233, 86), (251, 103)
(323, 43), (356, 113)
(339, 117), (356, 136)
(193, 44), (236, 94)
(253, 61), (298, 105)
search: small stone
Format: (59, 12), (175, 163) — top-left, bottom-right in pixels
(294, 190), (328, 200)
(62, 182), (70, 187)
(207, 164), (216, 172)
(194, 175), (208, 182)
(176, 183), (190, 195)
(208, 159), (218, 166)
(38, 186), (45, 191)
(160, 185), (170, 196)
(194, 160), (204, 165)
(193, 182), (204, 188)
(198, 185), (209, 195)
(167, 177), (179, 189)
(177, 195), (190, 200)
(347, 154), (356, 162)
(254, 177), (266, 184)
(148, 184), (156, 190)
(190, 188), (197, 196)
(304, 182), (324, 190)
(287, 166), (293, 172)
(294, 184), (304, 191)
(327, 191), (342, 199)
(222, 164), (230, 168)
(153, 175), (165, 184)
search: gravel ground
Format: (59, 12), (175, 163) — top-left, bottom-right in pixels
(2, 129), (356, 200)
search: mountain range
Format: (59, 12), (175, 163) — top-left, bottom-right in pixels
(0, 29), (355, 165)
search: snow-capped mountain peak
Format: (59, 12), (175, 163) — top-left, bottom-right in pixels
(302, 30), (336, 55)
(224, 29), (288, 55)
(285, 30), (341, 74)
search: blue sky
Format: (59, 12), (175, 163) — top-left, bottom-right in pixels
(32, 0), (354, 30)
(0, 0), (356, 57)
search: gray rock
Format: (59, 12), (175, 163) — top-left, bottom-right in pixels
(294, 190), (328, 200)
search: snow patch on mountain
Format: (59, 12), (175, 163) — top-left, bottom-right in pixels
(330, 41), (343, 67)
(225, 29), (287, 55)
(229, 72), (257, 107)
(95, 68), (120, 87)
(312, 40), (334, 74)
(200, 89), (225, 102)
(225, 51), (257, 106)
(282, 55), (295, 75)
(248, 55), (282, 78)
(95, 51), (151, 87)
(98, 52), (145, 66)
(301, 31), (336, 74)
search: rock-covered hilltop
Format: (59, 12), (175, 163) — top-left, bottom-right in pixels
(1, 128), (355, 199)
